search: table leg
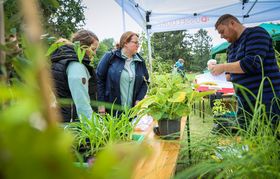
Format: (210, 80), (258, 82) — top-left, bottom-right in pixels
(186, 115), (191, 164)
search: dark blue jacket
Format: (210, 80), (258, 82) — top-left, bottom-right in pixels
(96, 49), (149, 107)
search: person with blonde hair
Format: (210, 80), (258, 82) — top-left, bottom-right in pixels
(51, 29), (99, 122)
(96, 31), (149, 114)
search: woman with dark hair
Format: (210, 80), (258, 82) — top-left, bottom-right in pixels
(96, 31), (149, 114)
(51, 29), (99, 122)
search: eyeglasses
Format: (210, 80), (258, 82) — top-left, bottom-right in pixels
(130, 41), (140, 45)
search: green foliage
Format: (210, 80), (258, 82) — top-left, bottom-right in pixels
(275, 48), (280, 68)
(0, 26), (86, 178)
(65, 110), (137, 159)
(151, 57), (173, 74)
(148, 29), (212, 73)
(91, 142), (150, 179)
(176, 67), (280, 178)
(212, 99), (230, 117)
(73, 41), (86, 63)
(94, 43), (109, 66)
(46, 41), (65, 56)
(191, 29), (212, 72)
(215, 53), (227, 64)
(139, 32), (148, 61)
(0, 35), (142, 179)
(177, 124), (280, 178)
(0, 121), (85, 179)
(151, 30), (192, 65)
(92, 38), (115, 68)
(1, 1), (148, 178)
(47, 0), (86, 38)
(101, 38), (115, 51)
(3, 0), (85, 38)
(135, 74), (213, 120)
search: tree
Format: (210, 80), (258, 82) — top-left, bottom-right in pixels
(151, 30), (192, 73)
(191, 29), (212, 72)
(138, 32), (149, 64)
(47, 0), (86, 38)
(3, 0), (85, 38)
(101, 38), (115, 51)
(152, 30), (191, 62)
(93, 38), (115, 68)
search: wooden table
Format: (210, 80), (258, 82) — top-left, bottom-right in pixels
(132, 117), (186, 179)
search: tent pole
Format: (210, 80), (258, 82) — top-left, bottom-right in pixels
(121, 0), (126, 32)
(147, 30), (152, 72)
(146, 11), (152, 72)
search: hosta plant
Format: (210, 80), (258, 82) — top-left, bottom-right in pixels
(135, 74), (213, 120)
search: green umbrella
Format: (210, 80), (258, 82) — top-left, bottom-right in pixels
(210, 42), (230, 59)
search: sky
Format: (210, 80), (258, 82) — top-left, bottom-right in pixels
(83, 0), (145, 43)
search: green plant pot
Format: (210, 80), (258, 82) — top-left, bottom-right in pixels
(158, 119), (181, 140)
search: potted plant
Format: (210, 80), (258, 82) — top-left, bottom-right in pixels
(64, 109), (143, 166)
(211, 99), (237, 135)
(135, 74), (212, 139)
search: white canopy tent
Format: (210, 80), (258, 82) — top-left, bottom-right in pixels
(114, 0), (280, 70)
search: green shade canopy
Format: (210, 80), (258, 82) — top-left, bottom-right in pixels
(210, 42), (230, 59)
(210, 23), (280, 58)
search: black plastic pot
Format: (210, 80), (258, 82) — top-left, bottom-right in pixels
(158, 119), (181, 140)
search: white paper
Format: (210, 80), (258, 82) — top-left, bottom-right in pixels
(195, 72), (233, 88)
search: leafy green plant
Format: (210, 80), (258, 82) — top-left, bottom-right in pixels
(73, 41), (87, 63)
(135, 74), (213, 120)
(45, 41), (64, 56)
(1, 0), (149, 178)
(275, 48), (280, 68)
(65, 109), (138, 160)
(212, 99), (230, 117)
(176, 55), (280, 178)
(46, 39), (94, 64)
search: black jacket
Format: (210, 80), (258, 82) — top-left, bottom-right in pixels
(51, 45), (97, 122)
